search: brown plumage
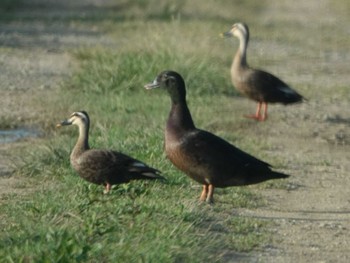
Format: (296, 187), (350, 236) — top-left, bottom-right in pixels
(222, 22), (304, 121)
(145, 71), (289, 203)
(57, 111), (163, 193)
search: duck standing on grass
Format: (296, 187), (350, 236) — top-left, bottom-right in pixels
(144, 71), (289, 203)
(57, 111), (163, 193)
(221, 22), (304, 121)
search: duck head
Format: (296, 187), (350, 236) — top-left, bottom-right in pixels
(221, 22), (249, 41)
(57, 111), (90, 128)
(144, 71), (186, 104)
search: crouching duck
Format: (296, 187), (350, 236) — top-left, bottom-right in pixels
(145, 71), (289, 203)
(221, 22), (304, 121)
(57, 111), (163, 193)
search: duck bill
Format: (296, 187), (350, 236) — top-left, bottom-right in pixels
(220, 31), (233, 38)
(56, 119), (72, 128)
(144, 79), (160, 90)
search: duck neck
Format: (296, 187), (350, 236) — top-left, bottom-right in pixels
(233, 34), (248, 70)
(167, 100), (195, 135)
(71, 123), (90, 160)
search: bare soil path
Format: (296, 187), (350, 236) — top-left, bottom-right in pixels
(234, 1), (350, 262)
(0, 1), (349, 262)
(0, 0), (116, 195)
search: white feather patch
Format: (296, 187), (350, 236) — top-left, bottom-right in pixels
(132, 161), (146, 167)
(129, 161), (147, 172)
(279, 86), (296, 96)
(142, 172), (156, 176)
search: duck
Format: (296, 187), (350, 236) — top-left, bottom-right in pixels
(221, 22), (304, 121)
(57, 111), (164, 193)
(144, 71), (289, 203)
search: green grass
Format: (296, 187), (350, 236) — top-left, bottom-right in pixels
(70, 47), (233, 97)
(1, 0), (327, 261)
(0, 44), (272, 261)
(1, 138), (267, 262)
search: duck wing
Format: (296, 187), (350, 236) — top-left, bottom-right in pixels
(174, 129), (287, 186)
(243, 69), (303, 103)
(183, 129), (271, 169)
(76, 149), (163, 184)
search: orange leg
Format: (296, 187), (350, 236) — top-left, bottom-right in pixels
(245, 102), (268, 121)
(103, 183), (112, 194)
(199, 185), (208, 201)
(260, 102), (268, 121)
(206, 184), (215, 203)
(245, 102), (262, 120)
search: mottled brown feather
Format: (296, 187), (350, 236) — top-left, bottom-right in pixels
(58, 111), (163, 192)
(224, 23), (304, 105)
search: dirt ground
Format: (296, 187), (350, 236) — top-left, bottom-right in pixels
(0, 1), (349, 262)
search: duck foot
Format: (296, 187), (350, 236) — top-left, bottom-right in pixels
(244, 114), (267, 121)
(244, 102), (268, 121)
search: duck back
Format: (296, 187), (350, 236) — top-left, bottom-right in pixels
(165, 127), (287, 187)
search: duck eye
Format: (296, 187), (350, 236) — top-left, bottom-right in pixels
(165, 76), (176, 85)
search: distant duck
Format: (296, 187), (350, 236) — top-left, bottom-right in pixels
(145, 71), (289, 203)
(57, 111), (163, 193)
(222, 22), (304, 121)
